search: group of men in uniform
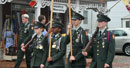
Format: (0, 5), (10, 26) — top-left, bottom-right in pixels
(14, 11), (115, 68)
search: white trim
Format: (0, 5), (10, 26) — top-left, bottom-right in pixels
(41, 0), (106, 12)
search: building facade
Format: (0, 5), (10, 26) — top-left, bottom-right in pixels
(107, 0), (129, 28)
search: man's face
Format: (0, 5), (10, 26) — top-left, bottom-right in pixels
(41, 18), (46, 25)
(22, 16), (28, 24)
(72, 19), (81, 27)
(53, 27), (61, 34)
(98, 21), (108, 28)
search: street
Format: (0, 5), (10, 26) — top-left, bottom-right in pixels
(113, 54), (130, 68)
(0, 54), (130, 68)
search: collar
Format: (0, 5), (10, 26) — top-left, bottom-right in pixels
(99, 26), (107, 34)
(25, 21), (29, 26)
(73, 25), (81, 31)
(37, 33), (43, 38)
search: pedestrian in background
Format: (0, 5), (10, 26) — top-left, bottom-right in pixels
(14, 14), (33, 68)
(38, 15), (47, 36)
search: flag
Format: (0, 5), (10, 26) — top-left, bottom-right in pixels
(122, 0), (130, 13)
(26, 0), (37, 7)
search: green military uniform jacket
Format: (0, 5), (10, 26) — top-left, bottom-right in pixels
(30, 33), (48, 68)
(17, 22), (33, 49)
(89, 29), (115, 68)
(46, 33), (66, 68)
(65, 27), (89, 68)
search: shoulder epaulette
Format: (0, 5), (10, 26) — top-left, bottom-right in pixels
(86, 31), (88, 36)
(62, 33), (66, 37)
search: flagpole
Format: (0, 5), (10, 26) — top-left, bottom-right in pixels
(68, 0), (73, 56)
(106, 0), (121, 13)
(48, 0), (54, 58)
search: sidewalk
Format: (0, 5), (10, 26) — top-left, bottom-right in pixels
(1, 55), (130, 68)
(0, 60), (26, 68)
(0, 59), (91, 68)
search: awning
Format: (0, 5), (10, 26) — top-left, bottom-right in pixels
(43, 0), (117, 4)
(40, 0), (117, 11)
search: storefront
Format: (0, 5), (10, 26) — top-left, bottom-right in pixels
(0, 0), (35, 60)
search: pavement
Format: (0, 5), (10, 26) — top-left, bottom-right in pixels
(0, 60), (26, 68)
(113, 54), (130, 68)
(0, 54), (130, 68)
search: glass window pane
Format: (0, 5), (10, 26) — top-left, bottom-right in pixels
(83, 11), (88, 24)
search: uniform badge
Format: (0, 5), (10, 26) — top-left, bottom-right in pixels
(75, 39), (79, 43)
(52, 42), (56, 48)
(39, 45), (43, 49)
(76, 34), (80, 43)
(52, 45), (56, 48)
(24, 28), (28, 33)
(36, 44), (43, 49)
(24, 30), (27, 33)
(103, 45), (105, 48)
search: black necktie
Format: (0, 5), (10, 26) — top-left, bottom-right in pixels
(99, 31), (102, 37)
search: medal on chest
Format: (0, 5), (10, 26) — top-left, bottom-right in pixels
(36, 44), (43, 49)
(36, 39), (44, 50)
(102, 37), (105, 48)
(75, 34), (80, 43)
(24, 28), (27, 33)
(102, 42), (105, 48)
(52, 42), (56, 48)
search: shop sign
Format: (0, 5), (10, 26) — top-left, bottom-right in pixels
(0, 0), (7, 4)
(51, 4), (67, 13)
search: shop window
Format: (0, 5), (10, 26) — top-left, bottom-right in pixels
(83, 11), (88, 24)
(126, 21), (130, 28)
(2, 3), (35, 56)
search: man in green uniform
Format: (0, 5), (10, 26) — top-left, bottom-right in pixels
(82, 14), (115, 68)
(14, 14), (33, 68)
(31, 22), (48, 68)
(41, 21), (66, 68)
(22, 22), (48, 68)
(66, 12), (89, 68)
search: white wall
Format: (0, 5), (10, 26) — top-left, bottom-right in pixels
(107, 0), (129, 28)
(81, 10), (98, 33)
